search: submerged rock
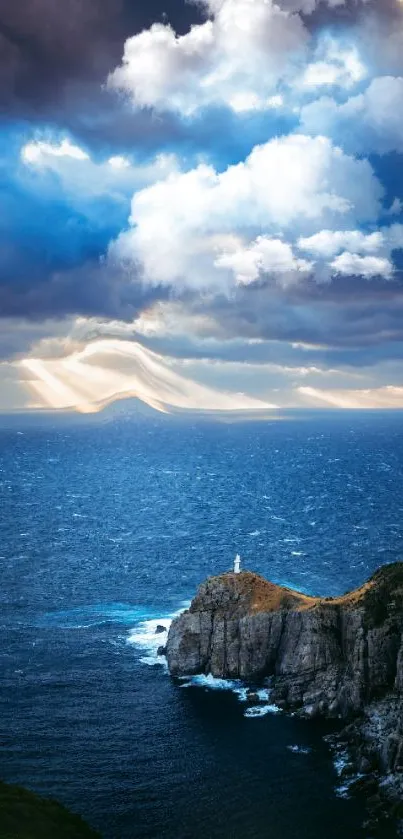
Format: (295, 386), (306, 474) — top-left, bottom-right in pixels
(166, 563), (403, 830)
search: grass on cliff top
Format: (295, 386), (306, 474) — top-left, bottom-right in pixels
(192, 571), (320, 616)
(198, 562), (403, 619)
(334, 561), (403, 624)
(0, 782), (101, 839)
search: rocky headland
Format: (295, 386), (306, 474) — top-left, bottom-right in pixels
(166, 563), (403, 834)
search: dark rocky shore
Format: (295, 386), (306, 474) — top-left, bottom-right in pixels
(166, 563), (403, 836)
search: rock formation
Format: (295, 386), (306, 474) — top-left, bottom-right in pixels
(166, 563), (403, 832)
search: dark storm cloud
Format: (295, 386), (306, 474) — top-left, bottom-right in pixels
(0, 0), (202, 114)
(155, 276), (403, 365)
(0, 256), (168, 325)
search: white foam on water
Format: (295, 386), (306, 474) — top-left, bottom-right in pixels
(127, 602), (189, 668)
(255, 688), (271, 701)
(234, 686), (249, 702)
(335, 772), (364, 799)
(178, 676), (276, 710)
(332, 745), (351, 782)
(287, 744), (312, 755)
(328, 741), (364, 799)
(180, 674), (246, 694)
(129, 614), (281, 721)
(244, 703), (281, 718)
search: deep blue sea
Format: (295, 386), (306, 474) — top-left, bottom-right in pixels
(1, 411), (403, 838)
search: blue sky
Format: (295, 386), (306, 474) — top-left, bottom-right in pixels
(2, 0), (403, 413)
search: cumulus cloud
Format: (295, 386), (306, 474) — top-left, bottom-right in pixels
(108, 0), (309, 114)
(110, 133), (383, 291)
(297, 230), (384, 258)
(329, 252), (393, 280)
(215, 236), (312, 285)
(300, 76), (403, 154)
(297, 224), (403, 279)
(298, 40), (366, 91)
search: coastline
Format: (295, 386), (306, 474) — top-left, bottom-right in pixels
(165, 563), (403, 836)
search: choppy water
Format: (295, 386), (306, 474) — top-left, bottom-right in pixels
(1, 410), (403, 838)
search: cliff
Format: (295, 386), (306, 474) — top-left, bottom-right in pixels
(166, 563), (403, 832)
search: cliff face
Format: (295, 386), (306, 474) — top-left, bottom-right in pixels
(166, 564), (403, 829)
(167, 565), (403, 718)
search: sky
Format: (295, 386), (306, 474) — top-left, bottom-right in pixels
(2, 0), (403, 413)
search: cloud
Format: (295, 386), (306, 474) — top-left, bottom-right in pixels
(298, 384), (403, 409)
(3, 0), (403, 413)
(297, 229), (385, 258)
(20, 136), (178, 205)
(215, 235), (312, 285)
(0, 133), (180, 324)
(300, 76), (403, 154)
(143, 277), (403, 356)
(297, 224), (403, 279)
(20, 338), (275, 413)
(298, 40), (366, 91)
(108, 0), (309, 115)
(0, 0), (204, 113)
(329, 252), (393, 280)
(110, 133), (383, 291)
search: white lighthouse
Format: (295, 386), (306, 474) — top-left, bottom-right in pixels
(234, 553), (241, 574)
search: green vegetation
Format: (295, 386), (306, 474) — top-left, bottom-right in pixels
(0, 781), (101, 839)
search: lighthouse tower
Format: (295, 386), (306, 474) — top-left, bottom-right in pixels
(234, 553), (241, 574)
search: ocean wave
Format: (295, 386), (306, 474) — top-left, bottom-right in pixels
(179, 674), (281, 716)
(244, 704), (281, 718)
(129, 616), (281, 719)
(127, 603), (190, 667)
(180, 674), (247, 699)
(286, 745), (312, 754)
(35, 603), (154, 629)
(327, 739), (363, 799)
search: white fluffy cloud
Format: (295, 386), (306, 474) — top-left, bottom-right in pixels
(215, 236), (312, 285)
(297, 224), (403, 280)
(22, 138), (89, 163)
(21, 137), (178, 203)
(330, 252), (393, 280)
(110, 133), (384, 289)
(299, 41), (366, 91)
(297, 229), (384, 258)
(300, 76), (403, 154)
(108, 0), (309, 114)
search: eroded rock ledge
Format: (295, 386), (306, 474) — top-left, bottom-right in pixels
(166, 563), (403, 833)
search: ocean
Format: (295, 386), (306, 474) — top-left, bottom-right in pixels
(1, 410), (403, 838)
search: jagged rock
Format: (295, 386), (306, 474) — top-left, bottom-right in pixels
(155, 624), (166, 634)
(167, 564), (403, 712)
(166, 563), (403, 829)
